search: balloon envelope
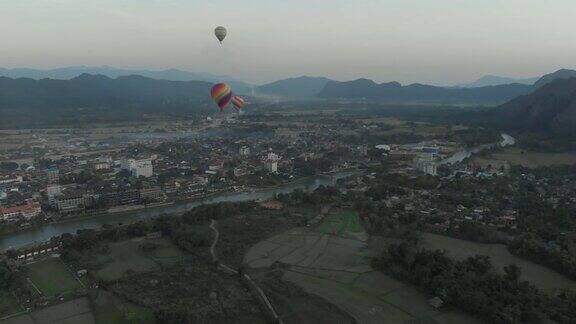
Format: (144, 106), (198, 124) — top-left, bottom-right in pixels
(211, 83), (232, 111)
(231, 96), (245, 111)
(214, 26), (227, 43)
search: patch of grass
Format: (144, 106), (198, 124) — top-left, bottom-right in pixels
(342, 211), (363, 234)
(0, 291), (22, 318)
(118, 302), (156, 324)
(491, 148), (576, 168)
(25, 258), (82, 297)
(317, 210), (362, 236)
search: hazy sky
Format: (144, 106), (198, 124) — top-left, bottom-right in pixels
(1, 0), (575, 85)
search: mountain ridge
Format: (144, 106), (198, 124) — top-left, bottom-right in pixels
(489, 77), (576, 136)
(533, 69), (576, 88)
(0, 66), (252, 93)
(459, 75), (539, 88)
(0, 74), (214, 128)
(256, 76), (333, 97)
(318, 79), (533, 104)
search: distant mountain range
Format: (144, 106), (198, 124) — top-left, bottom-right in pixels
(317, 69), (576, 105)
(0, 66), (252, 94)
(318, 79), (533, 105)
(489, 77), (576, 136)
(458, 75), (539, 88)
(5, 66), (576, 105)
(256, 76), (333, 97)
(0, 74), (213, 128)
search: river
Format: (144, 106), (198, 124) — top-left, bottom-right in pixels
(440, 133), (516, 165)
(0, 171), (357, 251)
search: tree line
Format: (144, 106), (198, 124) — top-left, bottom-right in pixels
(373, 243), (576, 323)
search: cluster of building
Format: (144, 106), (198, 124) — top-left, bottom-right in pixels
(0, 125), (363, 224)
(0, 117), (481, 227)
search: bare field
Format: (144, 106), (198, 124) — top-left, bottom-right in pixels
(490, 148), (576, 167)
(246, 228), (481, 324)
(422, 233), (576, 294)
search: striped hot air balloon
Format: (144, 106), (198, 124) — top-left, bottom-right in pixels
(231, 96), (245, 111)
(211, 83), (232, 111)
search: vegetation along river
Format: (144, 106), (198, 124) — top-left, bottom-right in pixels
(0, 171), (357, 250)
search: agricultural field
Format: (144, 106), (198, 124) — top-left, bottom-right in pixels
(90, 238), (187, 281)
(422, 233), (576, 293)
(245, 225), (480, 324)
(258, 270), (355, 324)
(316, 210), (365, 240)
(489, 147), (576, 168)
(24, 258), (84, 297)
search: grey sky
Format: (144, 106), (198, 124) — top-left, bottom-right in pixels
(1, 0), (575, 85)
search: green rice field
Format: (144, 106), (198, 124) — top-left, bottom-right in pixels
(317, 210), (363, 237)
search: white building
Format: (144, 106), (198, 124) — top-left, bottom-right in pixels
(123, 159), (153, 178)
(47, 184), (61, 207)
(93, 157), (112, 171)
(239, 146), (251, 156)
(0, 176), (23, 193)
(0, 175), (23, 186)
(375, 144), (391, 152)
(265, 152), (280, 174)
(414, 153), (438, 176)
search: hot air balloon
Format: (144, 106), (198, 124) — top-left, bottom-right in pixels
(231, 96), (245, 111)
(214, 26), (227, 44)
(211, 83), (232, 111)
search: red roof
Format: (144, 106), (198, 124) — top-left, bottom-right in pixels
(0, 201), (39, 215)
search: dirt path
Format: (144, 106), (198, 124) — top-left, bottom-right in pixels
(209, 219), (220, 263)
(209, 219), (282, 323)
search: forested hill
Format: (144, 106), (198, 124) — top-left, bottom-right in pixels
(489, 77), (576, 136)
(0, 74), (213, 128)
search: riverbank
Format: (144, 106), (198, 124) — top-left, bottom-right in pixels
(0, 170), (358, 251)
(0, 169), (358, 241)
(441, 133), (516, 165)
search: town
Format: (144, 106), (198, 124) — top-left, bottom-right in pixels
(1, 111), (576, 323)
(0, 114), (487, 232)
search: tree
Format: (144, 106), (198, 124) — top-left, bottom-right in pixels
(504, 264), (521, 282)
(0, 263), (14, 289)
